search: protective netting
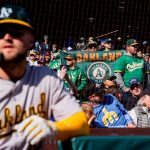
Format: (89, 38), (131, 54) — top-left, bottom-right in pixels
(0, 0), (150, 49)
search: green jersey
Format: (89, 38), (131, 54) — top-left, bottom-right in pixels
(114, 54), (144, 87)
(64, 66), (87, 92)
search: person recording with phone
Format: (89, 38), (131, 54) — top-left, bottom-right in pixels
(59, 54), (87, 100)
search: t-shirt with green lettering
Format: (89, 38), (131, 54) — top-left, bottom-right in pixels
(114, 55), (144, 87)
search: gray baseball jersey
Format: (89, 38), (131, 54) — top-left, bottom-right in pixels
(0, 64), (81, 149)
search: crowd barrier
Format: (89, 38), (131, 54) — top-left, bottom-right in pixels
(58, 135), (150, 150)
(44, 128), (150, 150)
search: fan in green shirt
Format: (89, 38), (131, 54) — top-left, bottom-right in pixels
(114, 39), (144, 92)
(59, 54), (87, 99)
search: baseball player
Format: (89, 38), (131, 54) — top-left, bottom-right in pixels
(0, 5), (89, 149)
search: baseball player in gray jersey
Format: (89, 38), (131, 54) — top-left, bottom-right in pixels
(0, 5), (89, 149)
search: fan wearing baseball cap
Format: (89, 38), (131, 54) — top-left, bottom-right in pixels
(122, 78), (143, 111)
(85, 84), (135, 128)
(114, 39), (144, 92)
(0, 5), (89, 149)
(59, 54), (87, 99)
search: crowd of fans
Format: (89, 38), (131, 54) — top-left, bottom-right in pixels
(27, 35), (150, 66)
(27, 34), (150, 128)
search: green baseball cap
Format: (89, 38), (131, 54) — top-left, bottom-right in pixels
(0, 5), (34, 31)
(126, 39), (139, 46)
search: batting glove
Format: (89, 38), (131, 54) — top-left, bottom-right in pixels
(14, 115), (58, 145)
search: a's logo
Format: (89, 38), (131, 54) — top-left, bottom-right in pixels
(87, 62), (111, 83)
(0, 7), (12, 18)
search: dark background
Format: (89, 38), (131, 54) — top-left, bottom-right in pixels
(0, 0), (150, 48)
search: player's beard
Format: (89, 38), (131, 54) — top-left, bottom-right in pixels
(0, 51), (27, 65)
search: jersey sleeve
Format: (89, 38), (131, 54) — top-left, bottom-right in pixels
(54, 112), (89, 141)
(114, 56), (125, 72)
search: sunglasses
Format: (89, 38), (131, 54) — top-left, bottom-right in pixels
(66, 58), (73, 61)
(0, 28), (26, 39)
(131, 45), (139, 49)
(130, 83), (139, 90)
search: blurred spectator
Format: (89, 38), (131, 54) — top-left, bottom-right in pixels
(51, 44), (60, 61)
(41, 35), (51, 56)
(114, 39), (145, 93)
(97, 39), (105, 50)
(59, 54), (87, 99)
(85, 42), (98, 51)
(114, 37), (124, 50)
(123, 78), (143, 111)
(37, 60), (44, 66)
(76, 37), (86, 50)
(128, 88), (150, 127)
(102, 75), (116, 90)
(143, 53), (150, 63)
(44, 52), (51, 66)
(34, 41), (41, 53)
(38, 54), (44, 63)
(27, 51), (38, 66)
(103, 39), (113, 51)
(144, 53), (150, 88)
(86, 84), (136, 128)
(52, 43), (59, 52)
(81, 102), (96, 127)
(142, 40), (148, 54)
(101, 75), (123, 102)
